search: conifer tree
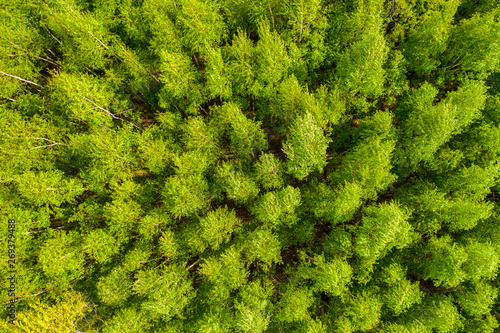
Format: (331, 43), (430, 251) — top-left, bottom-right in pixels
(354, 202), (413, 275)
(283, 112), (330, 180)
(3, 0), (500, 331)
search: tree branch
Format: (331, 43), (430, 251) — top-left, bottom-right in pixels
(1, 71), (43, 88)
(81, 96), (143, 131)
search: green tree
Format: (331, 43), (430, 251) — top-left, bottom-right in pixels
(199, 246), (248, 304)
(198, 206), (241, 251)
(331, 288), (383, 332)
(330, 138), (396, 200)
(283, 112), (330, 180)
(401, 3), (458, 75)
(3, 1), (500, 331)
(97, 265), (133, 307)
(38, 231), (85, 290)
(215, 161), (260, 205)
(273, 285), (314, 324)
(402, 294), (463, 333)
(375, 263), (423, 316)
(158, 50), (205, 114)
(214, 102), (268, 159)
(162, 173), (210, 219)
(242, 226), (282, 270)
(443, 11), (500, 80)
(336, 28), (388, 101)
(396, 80), (487, 172)
(418, 235), (467, 288)
(253, 20), (290, 98)
(234, 280), (274, 333)
(354, 202), (413, 275)
(251, 185), (301, 228)
(0, 1), (46, 100)
(311, 255), (353, 297)
(133, 264), (195, 320)
(455, 281), (498, 318)
(177, 0), (227, 55)
(6, 291), (96, 333)
(253, 153), (285, 190)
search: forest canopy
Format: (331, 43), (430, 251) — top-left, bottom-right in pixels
(1, 0), (500, 332)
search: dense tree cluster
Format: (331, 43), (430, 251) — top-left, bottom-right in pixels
(1, 0), (500, 332)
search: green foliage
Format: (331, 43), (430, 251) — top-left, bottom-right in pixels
(330, 138), (396, 200)
(177, 0), (226, 55)
(159, 50), (205, 113)
(461, 238), (500, 282)
(283, 112), (330, 180)
(105, 307), (152, 333)
(376, 263), (423, 316)
(50, 72), (120, 130)
(234, 280), (274, 333)
(253, 153), (285, 190)
(0, 1), (45, 100)
(198, 206), (241, 251)
(419, 235), (468, 288)
(455, 281), (498, 317)
(38, 231), (85, 288)
(84, 228), (120, 264)
(214, 102), (268, 158)
(274, 285), (314, 324)
(396, 80), (487, 172)
(311, 255), (353, 297)
(97, 265), (132, 306)
(159, 228), (178, 259)
(402, 5), (457, 75)
(266, 75), (343, 132)
(133, 264), (195, 320)
(163, 173), (210, 218)
(404, 294), (463, 333)
(251, 185), (301, 228)
(199, 246), (248, 304)
(396, 176), (495, 235)
(182, 115), (221, 158)
(8, 291), (93, 333)
(243, 226), (282, 270)
(70, 126), (142, 190)
(3, 1), (500, 330)
(215, 161), (260, 205)
(444, 12), (500, 79)
(336, 28), (388, 101)
(226, 27), (256, 96)
(205, 47), (232, 99)
(16, 170), (84, 208)
(253, 20), (290, 96)
(333, 288), (383, 332)
(355, 202), (413, 272)
(40, 0), (114, 71)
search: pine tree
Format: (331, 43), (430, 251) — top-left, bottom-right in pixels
(443, 11), (500, 80)
(377, 263), (424, 315)
(401, 2), (458, 75)
(198, 206), (241, 251)
(250, 185), (301, 229)
(354, 202), (413, 276)
(234, 280), (273, 333)
(199, 245), (248, 304)
(215, 161), (260, 205)
(133, 264), (195, 321)
(2, 1), (500, 330)
(253, 153), (285, 190)
(283, 112), (330, 180)
(6, 291), (96, 333)
(395, 80), (487, 173)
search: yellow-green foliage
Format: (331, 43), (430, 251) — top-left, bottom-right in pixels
(2, 0), (500, 331)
